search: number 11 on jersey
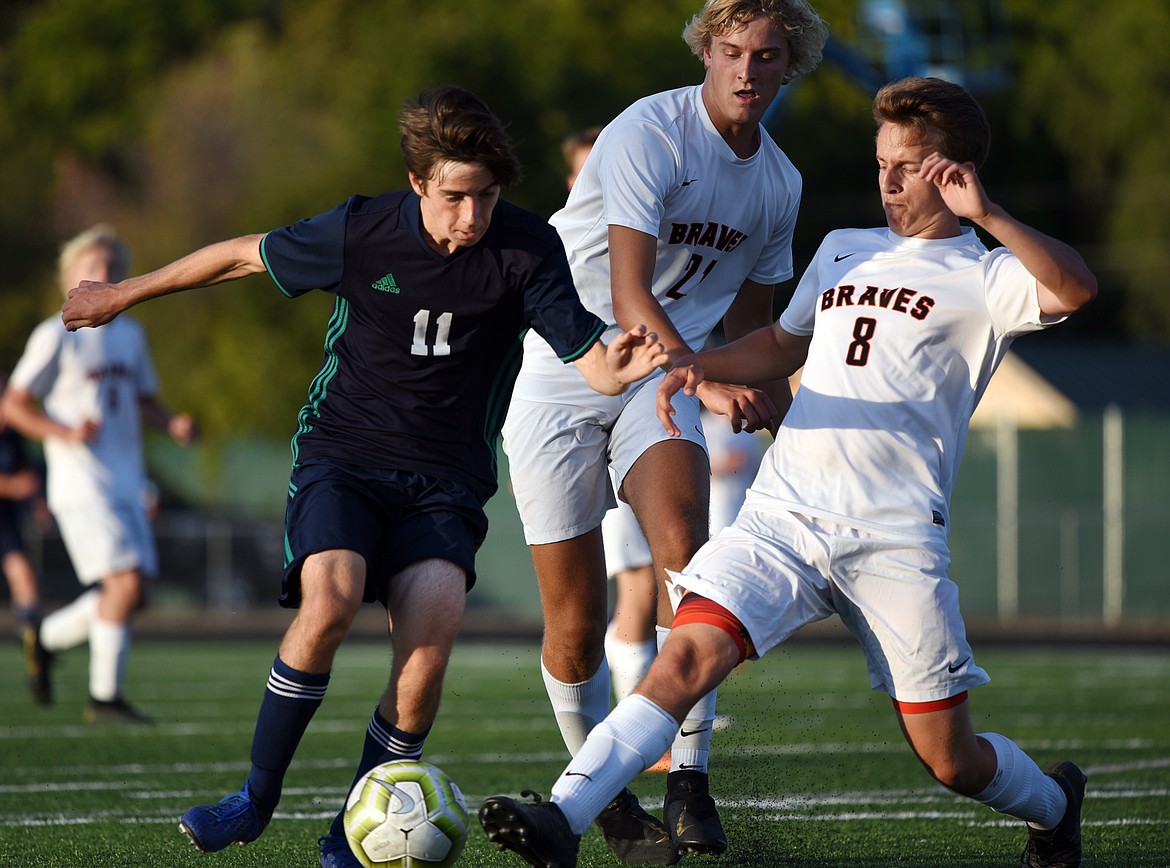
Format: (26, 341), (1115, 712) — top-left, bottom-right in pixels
(412, 309), (453, 357)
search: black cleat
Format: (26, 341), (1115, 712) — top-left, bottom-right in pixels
(596, 787), (681, 865)
(22, 622), (53, 705)
(1021, 761), (1087, 868)
(84, 696), (154, 725)
(664, 769), (727, 856)
(479, 790), (580, 868)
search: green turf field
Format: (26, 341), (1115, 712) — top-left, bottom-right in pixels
(1, 637), (1167, 867)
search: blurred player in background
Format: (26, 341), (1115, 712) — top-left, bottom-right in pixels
(562, 126), (602, 194)
(702, 404), (763, 535)
(481, 75), (1096, 868)
(2, 224), (197, 722)
(61, 87), (667, 868)
(501, 1), (827, 860)
(0, 370), (45, 637)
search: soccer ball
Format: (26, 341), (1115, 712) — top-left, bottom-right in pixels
(343, 760), (470, 868)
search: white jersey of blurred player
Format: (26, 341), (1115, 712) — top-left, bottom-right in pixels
(508, 83), (801, 540)
(701, 407), (761, 534)
(10, 316), (160, 579)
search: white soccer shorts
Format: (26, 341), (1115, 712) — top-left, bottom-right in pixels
(503, 372), (705, 546)
(54, 499), (158, 584)
(668, 508), (990, 704)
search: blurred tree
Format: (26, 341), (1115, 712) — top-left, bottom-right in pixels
(1007, 0), (1170, 339)
(2, 0), (1167, 464)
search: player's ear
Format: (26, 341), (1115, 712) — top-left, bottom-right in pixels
(408, 173), (426, 197)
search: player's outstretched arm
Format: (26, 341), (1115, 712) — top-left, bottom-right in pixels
(574, 325), (669, 396)
(922, 153), (1097, 316)
(62, 234), (267, 331)
(657, 324), (810, 436)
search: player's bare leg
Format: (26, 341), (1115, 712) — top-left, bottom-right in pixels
(625, 439), (728, 856)
(531, 530), (678, 864)
(380, 558), (467, 733)
(897, 702), (1085, 865)
(280, 549), (367, 671)
(319, 558), (468, 868)
(4, 550), (41, 625)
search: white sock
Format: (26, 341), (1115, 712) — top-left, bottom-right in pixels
(605, 627), (656, 702)
(657, 626), (718, 771)
(89, 618), (131, 702)
(541, 658), (611, 755)
(551, 694), (678, 835)
(973, 732), (1068, 829)
(39, 588), (99, 652)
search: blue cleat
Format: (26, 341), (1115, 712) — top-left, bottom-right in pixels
(319, 833), (363, 868)
(179, 784), (270, 852)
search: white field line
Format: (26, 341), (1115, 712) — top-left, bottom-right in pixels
(3, 749), (1168, 784)
(3, 787), (1168, 829)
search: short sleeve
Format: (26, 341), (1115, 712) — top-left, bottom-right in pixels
(9, 319), (63, 399)
(260, 199), (351, 297)
(595, 120), (678, 237)
(524, 234), (606, 362)
(778, 240), (827, 337)
(983, 247), (1057, 337)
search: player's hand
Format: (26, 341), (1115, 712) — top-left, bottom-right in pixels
(5, 468), (41, 501)
(61, 281), (127, 331)
(695, 381), (779, 434)
(605, 325), (669, 385)
(69, 419), (101, 444)
(168, 413), (199, 445)
(922, 153), (992, 222)
(656, 362), (705, 436)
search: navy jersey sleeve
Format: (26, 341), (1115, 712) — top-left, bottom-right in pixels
(525, 233), (605, 362)
(259, 199), (351, 297)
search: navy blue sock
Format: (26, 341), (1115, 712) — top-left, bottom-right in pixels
(245, 655), (329, 815)
(328, 708), (429, 838)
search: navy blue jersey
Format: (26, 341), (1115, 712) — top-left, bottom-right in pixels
(260, 191), (605, 502)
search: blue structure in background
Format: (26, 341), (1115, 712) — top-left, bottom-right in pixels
(765, 0), (1012, 129)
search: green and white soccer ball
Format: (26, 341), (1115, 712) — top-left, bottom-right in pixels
(343, 760), (470, 868)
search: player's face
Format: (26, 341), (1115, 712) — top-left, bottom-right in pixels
(702, 16), (793, 140)
(876, 122), (962, 239)
(61, 244), (119, 291)
(411, 161), (501, 255)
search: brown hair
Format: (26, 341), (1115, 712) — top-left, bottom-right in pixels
(682, 0), (828, 82)
(399, 86), (522, 188)
(873, 76), (991, 168)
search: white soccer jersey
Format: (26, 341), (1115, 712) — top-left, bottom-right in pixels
(513, 84), (802, 394)
(9, 316), (158, 509)
(750, 226), (1057, 535)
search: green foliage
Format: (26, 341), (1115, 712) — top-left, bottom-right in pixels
(1006, 0), (1170, 338)
(1, 0), (1168, 448)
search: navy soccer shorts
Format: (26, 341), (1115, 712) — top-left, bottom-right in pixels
(0, 501), (25, 558)
(279, 461), (488, 608)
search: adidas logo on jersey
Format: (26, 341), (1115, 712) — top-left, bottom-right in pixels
(371, 273), (401, 294)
